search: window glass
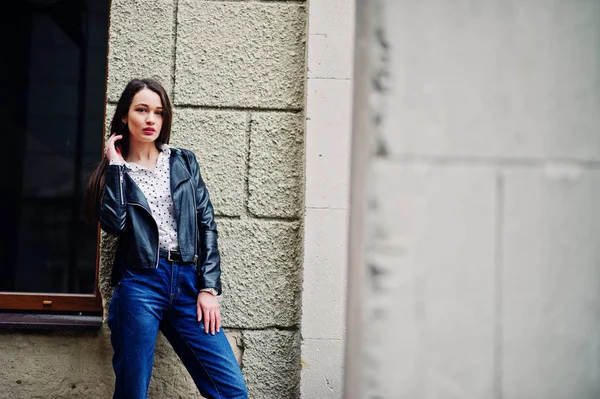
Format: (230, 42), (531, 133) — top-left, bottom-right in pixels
(0, 0), (109, 294)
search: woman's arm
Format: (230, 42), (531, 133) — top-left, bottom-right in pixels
(99, 133), (127, 234)
(99, 163), (127, 234)
(188, 150), (222, 335)
(188, 151), (222, 295)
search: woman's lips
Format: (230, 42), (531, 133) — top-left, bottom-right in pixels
(143, 128), (156, 135)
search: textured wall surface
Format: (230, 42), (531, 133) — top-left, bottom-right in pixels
(106, 0), (175, 102)
(1, 0), (306, 398)
(175, 1), (306, 109)
(300, 0), (355, 397)
(0, 331), (114, 399)
(346, 1), (600, 398)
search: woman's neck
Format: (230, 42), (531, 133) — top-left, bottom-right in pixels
(126, 141), (159, 164)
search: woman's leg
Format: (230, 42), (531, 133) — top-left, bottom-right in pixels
(108, 264), (171, 399)
(160, 262), (248, 399)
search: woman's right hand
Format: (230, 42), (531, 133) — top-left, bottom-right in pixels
(105, 133), (125, 164)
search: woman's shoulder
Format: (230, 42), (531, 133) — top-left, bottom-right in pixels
(168, 145), (197, 160)
(168, 146), (200, 172)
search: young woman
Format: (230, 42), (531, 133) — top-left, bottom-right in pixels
(85, 78), (248, 399)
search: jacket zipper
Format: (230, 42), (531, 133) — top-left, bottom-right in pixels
(130, 202), (160, 268)
(192, 185), (198, 265)
(119, 166), (124, 205)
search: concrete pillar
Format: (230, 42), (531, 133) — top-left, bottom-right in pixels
(345, 1), (600, 398)
(301, 0), (355, 397)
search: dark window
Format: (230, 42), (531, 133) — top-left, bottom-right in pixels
(0, 0), (109, 313)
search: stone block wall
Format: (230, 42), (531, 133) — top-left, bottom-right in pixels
(346, 1), (600, 398)
(1, 1), (307, 398)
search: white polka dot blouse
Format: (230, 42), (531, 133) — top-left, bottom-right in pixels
(114, 144), (179, 251)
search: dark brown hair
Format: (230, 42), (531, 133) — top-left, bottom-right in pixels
(84, 78), (172, 223)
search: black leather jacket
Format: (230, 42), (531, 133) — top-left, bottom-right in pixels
(99, 147), (221, 294)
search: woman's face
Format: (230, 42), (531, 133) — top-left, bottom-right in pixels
(124, 88), (163, 145)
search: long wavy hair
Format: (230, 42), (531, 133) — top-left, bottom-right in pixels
(84, 78), (173, 223)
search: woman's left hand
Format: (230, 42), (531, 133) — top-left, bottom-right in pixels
(197, 292), (221, 335)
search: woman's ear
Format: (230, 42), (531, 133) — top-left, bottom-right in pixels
(122, 118), (127, 125)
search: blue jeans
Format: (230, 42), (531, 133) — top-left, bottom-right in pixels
(107, 258), (248, 399)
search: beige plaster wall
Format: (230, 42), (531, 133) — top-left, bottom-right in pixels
(346, 1), (600, 398)
(0, 1), (307, 398)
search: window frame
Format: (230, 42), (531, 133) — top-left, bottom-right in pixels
(0, 0), (111, 318)
(0, 225), (104, 314)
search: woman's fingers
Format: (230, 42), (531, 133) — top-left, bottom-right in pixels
(108, 134), (123, 146)
(197, 292), (220, 335)
(105, 134), (124, 162)
(209, 310), (216, 335)
(203, 308), (210, 334)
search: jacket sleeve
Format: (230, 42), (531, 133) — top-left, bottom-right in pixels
(99, 164), (128, 235)
(189, 151), (222, 295)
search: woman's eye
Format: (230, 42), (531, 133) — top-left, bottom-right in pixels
(136, 108), (147, 112)
(156, 111), (163, 116)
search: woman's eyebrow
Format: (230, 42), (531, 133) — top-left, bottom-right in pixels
(134, 103), (163, 109)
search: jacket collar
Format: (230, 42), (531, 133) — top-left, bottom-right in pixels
(123, 146), (192, 212)
(169, 147), (192, 191)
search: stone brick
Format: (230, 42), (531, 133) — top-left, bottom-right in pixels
(218, 220), (302, 328)
(502, 168), (600, 399)
(0, 329), (114, 399)
(99, 231), (119, 315)
(249, 112), (304, 218)
(380, 0), (600, 161)
(307, 0), (354, 38)
(107, 0), (174, 102)
(171, 109), (247, 216)
(307, 35), (354, 80)
(104, 103), (116, 138)
(300, 339), (344, 399)
(306, 0), (355, 79)
(243, 330), (301, 399)
(305, 79), (352, 209)
(363, 162), (496, 397)
(301, 209), (348, 340)
(225, 329), (245, 366)
(175, 1), (306, 108)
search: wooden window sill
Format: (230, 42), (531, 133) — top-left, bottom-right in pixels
(0, 312), (102, 331)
